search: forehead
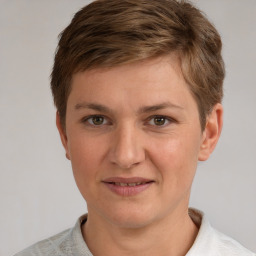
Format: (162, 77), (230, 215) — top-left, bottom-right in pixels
(68, 56), (196, 113)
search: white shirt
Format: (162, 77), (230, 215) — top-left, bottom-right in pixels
(15, 208), (255, 256)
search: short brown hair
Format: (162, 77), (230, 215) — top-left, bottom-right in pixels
(51, 0), (225, 129)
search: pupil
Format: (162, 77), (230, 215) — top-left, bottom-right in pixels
(93, 116), (103, 125)
(154, 117), (165, 125)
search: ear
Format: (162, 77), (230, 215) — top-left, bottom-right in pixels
(198, 103), (223, 161)
(56, 112), (70, 160)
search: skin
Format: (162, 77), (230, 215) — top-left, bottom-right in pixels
(57, 56), (223, 256)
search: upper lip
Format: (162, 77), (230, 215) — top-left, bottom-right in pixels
(102, 177), (154, 184)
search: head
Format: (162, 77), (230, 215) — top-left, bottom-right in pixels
(51, 0), (225, 131)
(52, 0), (225, 229)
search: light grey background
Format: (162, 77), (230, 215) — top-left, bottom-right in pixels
(1, 1), (255, 255)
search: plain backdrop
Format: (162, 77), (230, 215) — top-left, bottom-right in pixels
(1, 0), (255, 255)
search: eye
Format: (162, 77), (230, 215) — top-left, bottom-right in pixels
(147, 116), (172, 126)
(84, 115), (108, 126)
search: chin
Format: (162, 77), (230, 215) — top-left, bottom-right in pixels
(111, 215), (154, 229)
(102, 205), (159, 229)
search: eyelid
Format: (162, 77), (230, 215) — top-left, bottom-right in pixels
(80, 114), (176, 127)
(145, 115), (176, 127)
(81, 114), (111, 126)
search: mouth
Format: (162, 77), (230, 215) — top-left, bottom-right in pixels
(102, 177), (154, 196)
(107, 181), (152, 187)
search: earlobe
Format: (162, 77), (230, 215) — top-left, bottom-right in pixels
(198, 103), (223, 161)
(56, 112), (70, 160)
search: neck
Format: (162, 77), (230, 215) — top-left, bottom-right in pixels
(82, 207), (198, 256)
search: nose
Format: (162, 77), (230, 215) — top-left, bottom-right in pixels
(109, 124), (145, 169)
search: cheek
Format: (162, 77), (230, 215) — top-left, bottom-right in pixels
(148, 133), (200, 182)
(67, 135), (107, 193)
(68, 133), (105, 167)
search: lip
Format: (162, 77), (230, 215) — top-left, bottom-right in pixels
(102, 177), (154, 197)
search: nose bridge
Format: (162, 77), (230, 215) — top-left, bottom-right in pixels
(110, 122), (144, 169)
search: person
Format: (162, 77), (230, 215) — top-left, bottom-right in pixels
(15, 0), (255, 255)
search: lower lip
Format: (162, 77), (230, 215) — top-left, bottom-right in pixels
(103, 182), (153, 197)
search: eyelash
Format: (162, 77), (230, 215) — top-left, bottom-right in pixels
(81, 115), (111, 126)
(146, 115), (175, 127)
(81, 115), (176, 128)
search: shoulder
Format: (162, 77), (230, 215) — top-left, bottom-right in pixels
(14, 214), (89, 256)
(210, 228), (255, 256)
(188, 208), (255, 256)
(14, 228), (73, 256)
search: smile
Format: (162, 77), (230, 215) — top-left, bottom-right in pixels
(102, 177), (154, 196)
(109, 182), (149, 187)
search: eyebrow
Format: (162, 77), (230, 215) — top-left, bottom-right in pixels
(75, 103), (112, 113)
(74, 102), (184, 114)
(137, 102), (184, 114)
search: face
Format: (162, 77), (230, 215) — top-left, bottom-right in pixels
(57, 56), (221, 228)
